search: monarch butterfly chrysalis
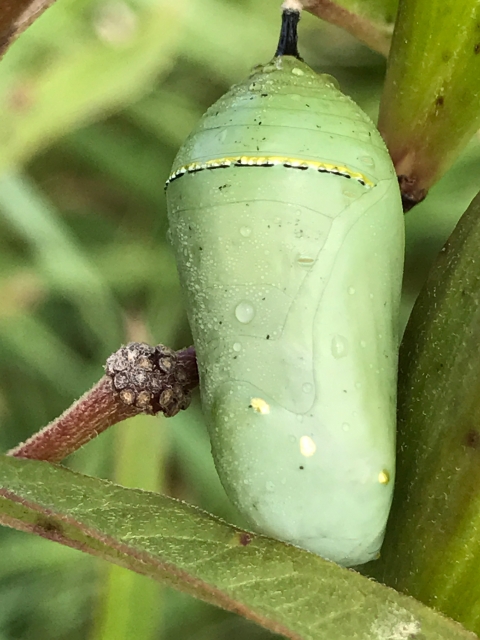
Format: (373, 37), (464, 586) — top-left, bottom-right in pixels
(166, 5), (404, 566)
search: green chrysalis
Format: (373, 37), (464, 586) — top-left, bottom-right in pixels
(166, 8), (404, 566)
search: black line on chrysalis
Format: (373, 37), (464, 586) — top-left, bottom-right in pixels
(275, 9), (302, 60)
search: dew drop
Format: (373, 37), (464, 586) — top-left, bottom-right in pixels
(263, 63), (277, 74)
(233, 342), (242, 352)
(302, 382), (313, 393)
(355, 381), (362, 390)
(331, 335), (349, 359)
(289, 435), (297, 443)
(292, 67), (304, 76)
(235, 301), (255, 324)
(240, 226), (252, 237)
(320, 73), (340, 89)
(296, 414), (304, 423)
(348, 287), (356, 295)
(266, 481), (275, 492)
(360, 340), (367, 348)
(342, 422), (350, 432)
(218, 129), (228, 142)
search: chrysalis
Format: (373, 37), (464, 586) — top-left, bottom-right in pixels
(166, 6), (404, 566)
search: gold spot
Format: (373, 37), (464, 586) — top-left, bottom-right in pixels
(378, 470), (390, 485)
(299, 435), (316, 457)
(250, 398), (270, 414)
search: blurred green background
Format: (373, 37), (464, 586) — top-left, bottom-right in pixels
(0, 1), (480, 638)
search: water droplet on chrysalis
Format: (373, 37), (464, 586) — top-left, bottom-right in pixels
(235, 301), (255, 324)
(331, 335), (349, 359)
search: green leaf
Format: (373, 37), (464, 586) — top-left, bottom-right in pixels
(367, 191), (480, 637)
(0, 172), (121, 353)
(0, 456), (475, 640)
(0, 0), (185, 171)
(378, 0), (480, 203)
(91, 415), (167, 640)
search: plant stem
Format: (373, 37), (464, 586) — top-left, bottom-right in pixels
(304, 0), (393, 56)
(7, 344), (199, 463)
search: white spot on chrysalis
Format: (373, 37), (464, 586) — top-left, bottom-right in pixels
(250, 398), (270, 414)
(300, 435), (316, 457)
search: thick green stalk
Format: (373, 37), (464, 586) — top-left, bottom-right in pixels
(369, 191), (480, 635)
(378, 1), (480, 206)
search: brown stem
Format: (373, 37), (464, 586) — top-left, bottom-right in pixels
(8, 343), (199, 463)
(303, 0), (393, 57)
(8, 377), (137, 463)
(0, 1), (57, 59)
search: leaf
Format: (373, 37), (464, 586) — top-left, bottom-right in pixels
(367, 191), (480, 637)
(378, 0), (480, 205)
(0, 172), (121, 353)
(0, 0), (185, 171)
(91, 415), (166, 640)
(0, 455), (476, 640)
